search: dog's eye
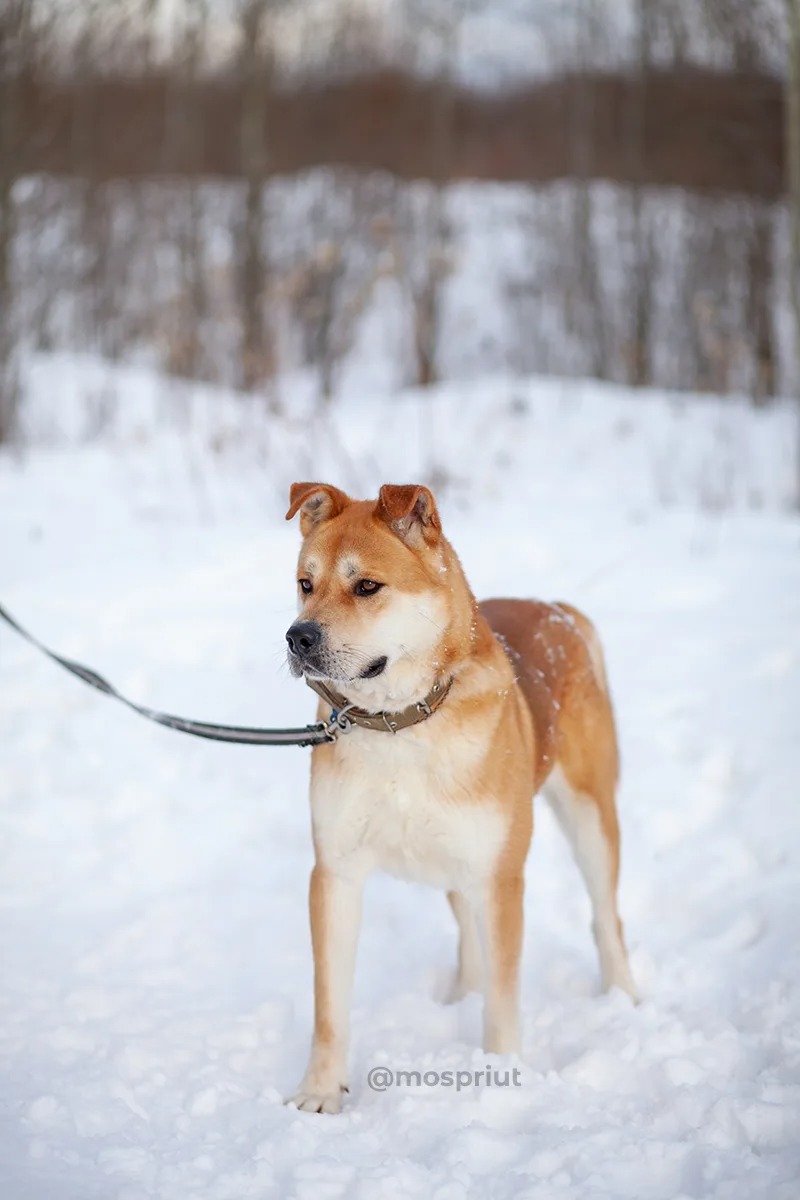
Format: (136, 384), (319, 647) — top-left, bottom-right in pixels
(355, 579), (383, 597)
(298, 578), (313, 594)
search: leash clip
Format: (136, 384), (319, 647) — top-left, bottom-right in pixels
(324, 704), (357, 740)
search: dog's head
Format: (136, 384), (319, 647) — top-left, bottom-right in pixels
(285, 482), (469, 710)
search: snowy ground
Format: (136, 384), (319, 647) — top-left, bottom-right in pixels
(1, 358), (799, 1199)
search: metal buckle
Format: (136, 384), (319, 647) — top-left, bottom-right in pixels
(324, 705), (357, 740)
(381, 712), (399, 734)
(416, 699), (433, 716)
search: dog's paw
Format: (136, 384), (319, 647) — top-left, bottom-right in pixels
(442, 974), (468, 1005)
(285, 1079), (349, 1115)
(604, 971), (640, 1005)
(438, 968), (480, 1005)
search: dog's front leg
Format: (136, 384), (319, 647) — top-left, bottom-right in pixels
(288, 863), (363, 1114)
(479, 872), (524, 1056)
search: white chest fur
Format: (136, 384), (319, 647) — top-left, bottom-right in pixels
(310, 724), (507, 891)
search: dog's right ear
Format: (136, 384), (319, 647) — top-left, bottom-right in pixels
(285, 482), (351, 537)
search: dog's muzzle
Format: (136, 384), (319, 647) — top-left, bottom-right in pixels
(285, 620), (323, 657)
(285, 620), (325, 676)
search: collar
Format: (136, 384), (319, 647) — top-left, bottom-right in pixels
(305, 675), (453, 736)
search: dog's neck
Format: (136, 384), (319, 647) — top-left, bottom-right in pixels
(306, 675), (453, 730)
(325, 666), (446, 713)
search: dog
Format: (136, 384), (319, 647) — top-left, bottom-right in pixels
(284, 481), (636, 1113)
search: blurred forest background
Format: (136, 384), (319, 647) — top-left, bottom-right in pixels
(0, 0), (798, 442)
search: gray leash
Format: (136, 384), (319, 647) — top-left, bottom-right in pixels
(0, 602), (345, 747)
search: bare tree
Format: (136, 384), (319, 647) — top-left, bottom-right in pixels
(787, 0), (800, 501)
(746, 207), (777, 403)
(562, 0), (612, 381)
(625, 0), (655, 387)
(162, 0), (211, 381)
(71, 1), (114, 357)
(397, 0), (461, 389)
(236, 0), (274, 396)
(0, 0), (34, 441)
(709, 0), (778, 404)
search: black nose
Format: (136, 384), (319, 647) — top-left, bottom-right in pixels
(286, 620), (323, 656)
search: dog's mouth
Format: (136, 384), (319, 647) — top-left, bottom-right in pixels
(288, 651), (388, 683)
(286, 650), (310, 679)
(360, 656), (388, 680)
(291, 656), (327, 681)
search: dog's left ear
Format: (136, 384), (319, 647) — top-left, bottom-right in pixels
(377, 484), (441, 548)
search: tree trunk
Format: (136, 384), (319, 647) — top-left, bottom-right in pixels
(237, 0), (273, 395)
(787, 0), (800, 503)
(165, 0), (209, 381)
(747, 208), (776, 404)
(0, 1), (29, 442)
(626, 0), (653, 388)
(569, 2), (607, 381)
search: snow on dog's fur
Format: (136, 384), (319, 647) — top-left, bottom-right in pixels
(284, 482), (636, 1114)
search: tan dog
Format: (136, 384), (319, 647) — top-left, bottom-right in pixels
(284, 482), (636, 1114)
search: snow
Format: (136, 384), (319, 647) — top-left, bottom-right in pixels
(2, 356), (800, 1199)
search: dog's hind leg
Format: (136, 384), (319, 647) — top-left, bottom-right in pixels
(543, 764), (637, 1000)
(444, 890), (483, 1002)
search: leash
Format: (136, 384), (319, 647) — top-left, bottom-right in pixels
(0, 601), (346, 747)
